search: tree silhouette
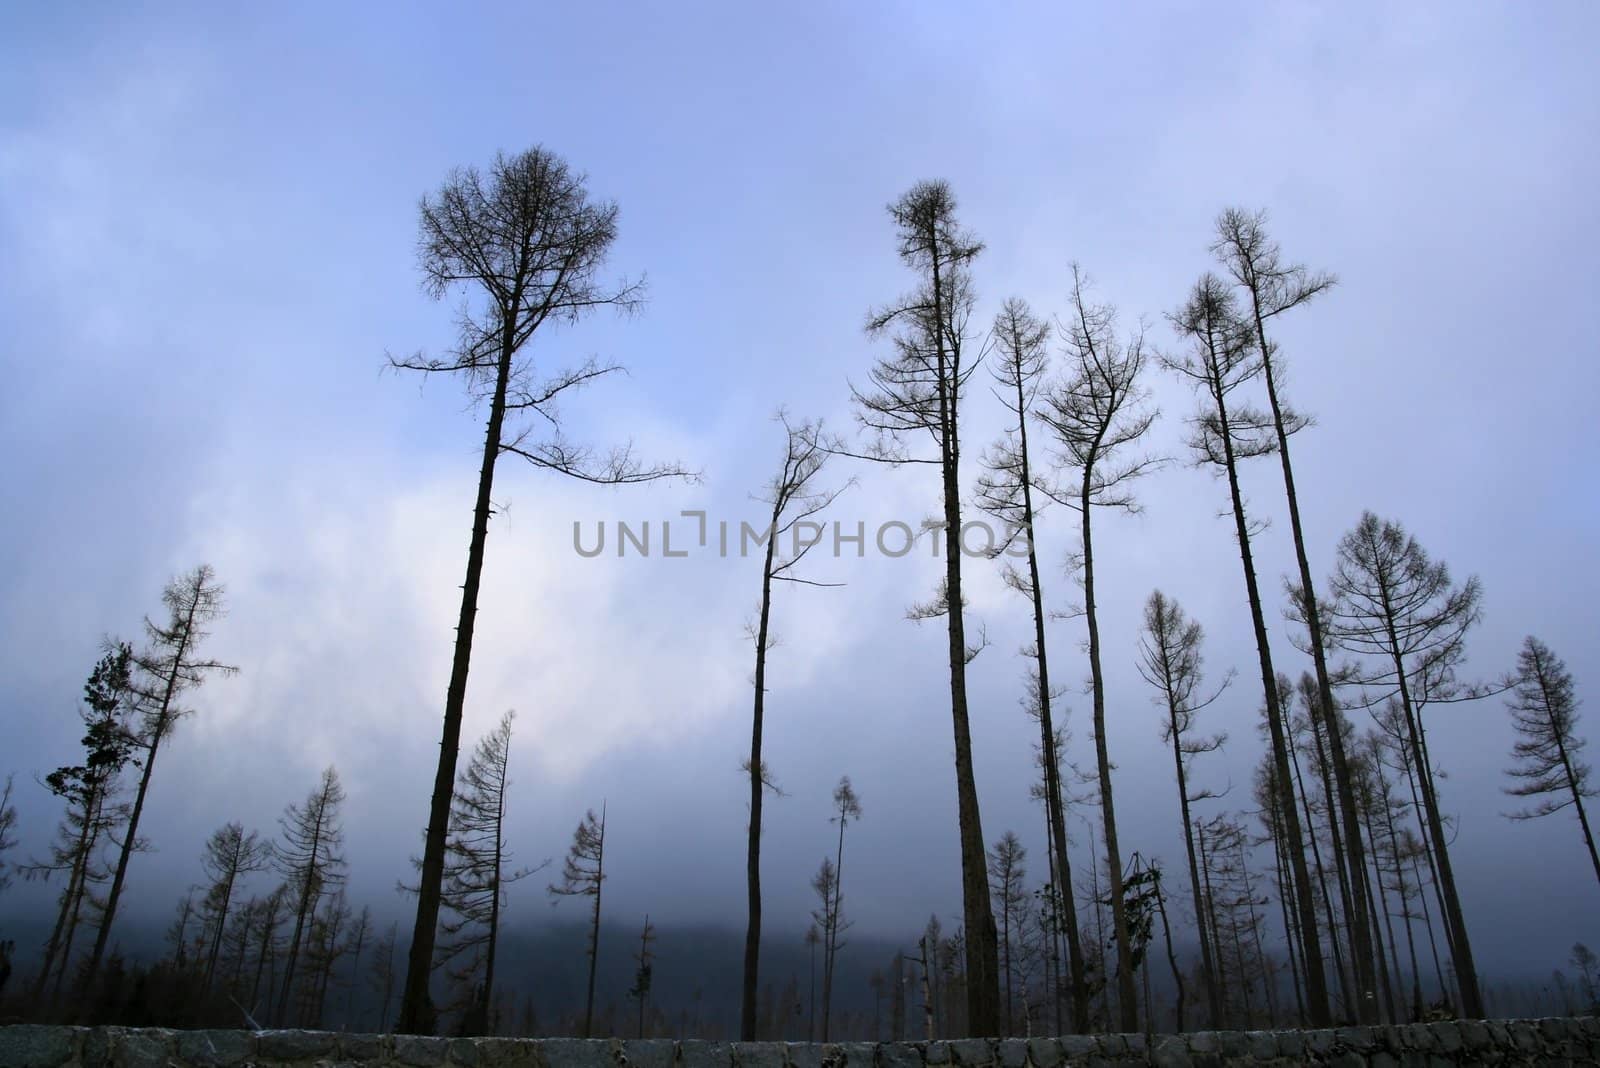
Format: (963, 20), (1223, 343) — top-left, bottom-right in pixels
(1164, 275), (1330, 1026)
(842, 179), (1000, 1035)
(741, 413), (846, 1039)
(83, 566), (238, 998)
(975, 296), (1088, 1030)
(1037, 265), (1158, 1032)
(1503, 636), (1597, 891)
(548, 804), (607, 1037)
(390, 147), (689, 1034)
(274, 766), (346, 1026)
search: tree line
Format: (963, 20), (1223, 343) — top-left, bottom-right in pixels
(1, 147), (1594, 1038)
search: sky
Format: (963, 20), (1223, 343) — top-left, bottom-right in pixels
(2, 2), (1598, 987)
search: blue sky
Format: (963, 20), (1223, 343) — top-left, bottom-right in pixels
(2, 2), (1598, 989)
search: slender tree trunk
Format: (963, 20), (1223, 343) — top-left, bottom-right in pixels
(1269, 827), (1303, 1026)
(1080, 473), (1138, 1033)
(1288, 716), (1350, 1016)
(742, 524), (778, 1038)
(928, 246), (999, 1037)
(822, 808), (847, 1040)
(277, 810), (327, 1025)
(82, 595), (200, 998)
(1382, 619), (1482, 1016)
(583, 806), (606, 1038)
(1005, 363), (1089, 1034)
(1196, 823), (1227, 1029)
(204, 870), (238, 991)
(399, 314), (516, 1034)
(1162, 685), (1222, 1028)
(1247, 290), (1379, 1022)
(1210, 377), (1330, 1025)
(1552, 727), (1600, 891)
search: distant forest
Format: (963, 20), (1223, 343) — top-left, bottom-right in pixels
(1, 147), (1596, 1038)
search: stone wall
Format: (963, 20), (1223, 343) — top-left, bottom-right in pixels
(3, 1019), (1598, 1068)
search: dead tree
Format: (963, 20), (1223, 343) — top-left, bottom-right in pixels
(548, 804), (606, 1037)
(819, 777), (862, 1041)
(810, 858), (849, 1038)
(199, 821), (269, 992)
(390, 148), (689, 1034)
(1164, 275), (1331, 1026)
(1211, 208), (1382, 1022)
(843, 179), (999, 1034)
(274, 766), (347, 1026)
(83, 566), (238, 997)
(987, 831), (1029, 1034)
(1036, 266), (1158, 1032)
(437, 710), (541, 1032)
(1136, 590), (1229, 1028)
(975, 297), (1089, 1030)
(28, 644), (137, 1008)
(742, 413), (847, 1040)
(629, 915), (656, 1038)
(1324, 511), (1497, 1016)
(1503, 636), (1598, 891)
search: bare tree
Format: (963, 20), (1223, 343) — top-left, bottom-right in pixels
(1210, 208), (1383, 1021)
(28, 644), (137, 1008)
(548, 804), (606, 1037)
(437, 710), (541, 1031)
(987, 831), (1029, 1034)
(1503, 636), (1598, 890)
(274, 766), (347, 1026)
(83, 566), (238, 996)
(975, 297), (1089, 1030)
(1324, 510), (1495, 1016)
(741, 413), (847, 1039)
(390, 147), (689, 1034)
(1036, 266), (1158, 1032)
(629, 914), (656, 1038)
(818, 777), (862, 1040)
(842, 180), (1000, 1034)
(1164, 275), (1331, 1026)
(1136, 590), (1229, 1028)
(199, 821), (269, 992)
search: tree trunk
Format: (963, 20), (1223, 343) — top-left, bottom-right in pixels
(398, 317), (516, 1033)
(1164, 691), (1222, 1028)
(928, 244), (999, 1038)
(1211, 376), (1331, 1026)
(81, 594), (200, 999)
(1247, 290), (1380, 1023)
(741, 524), (777, 1038)
(1014, 375), (1089, 1033)
(1081, 472), (1139, 1033)
(1382, 623), (1482, 1016)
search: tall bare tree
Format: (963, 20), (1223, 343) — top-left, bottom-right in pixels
(1211, 207), (1382, 1021)
(28, 644), (137, 1008)
(809, 856), (851, 1039)
(1036, 266), (1158, 1032)
(741, 414), (847, 1039)
(819, 776), (862, 1040)
(844, 179), (999, 1034)
(199, 821), (269, 992)
(436, 710), (538, 1032)
(274, 766), (347, 1026)
(391, 147), (688, 1033)
(1164, 275), (1331, 1025)
(987, 831), (1029, 1034)
(1503, 636), (1598, 890)
(1324, 510), (1493, 1016)
(83, 566), (237, 996)
(1136, 590), (1229, 1028)
(629, 914), (656, 1038)
(975, 296), (1089, 1030)
(548, 804), (606, 1037)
